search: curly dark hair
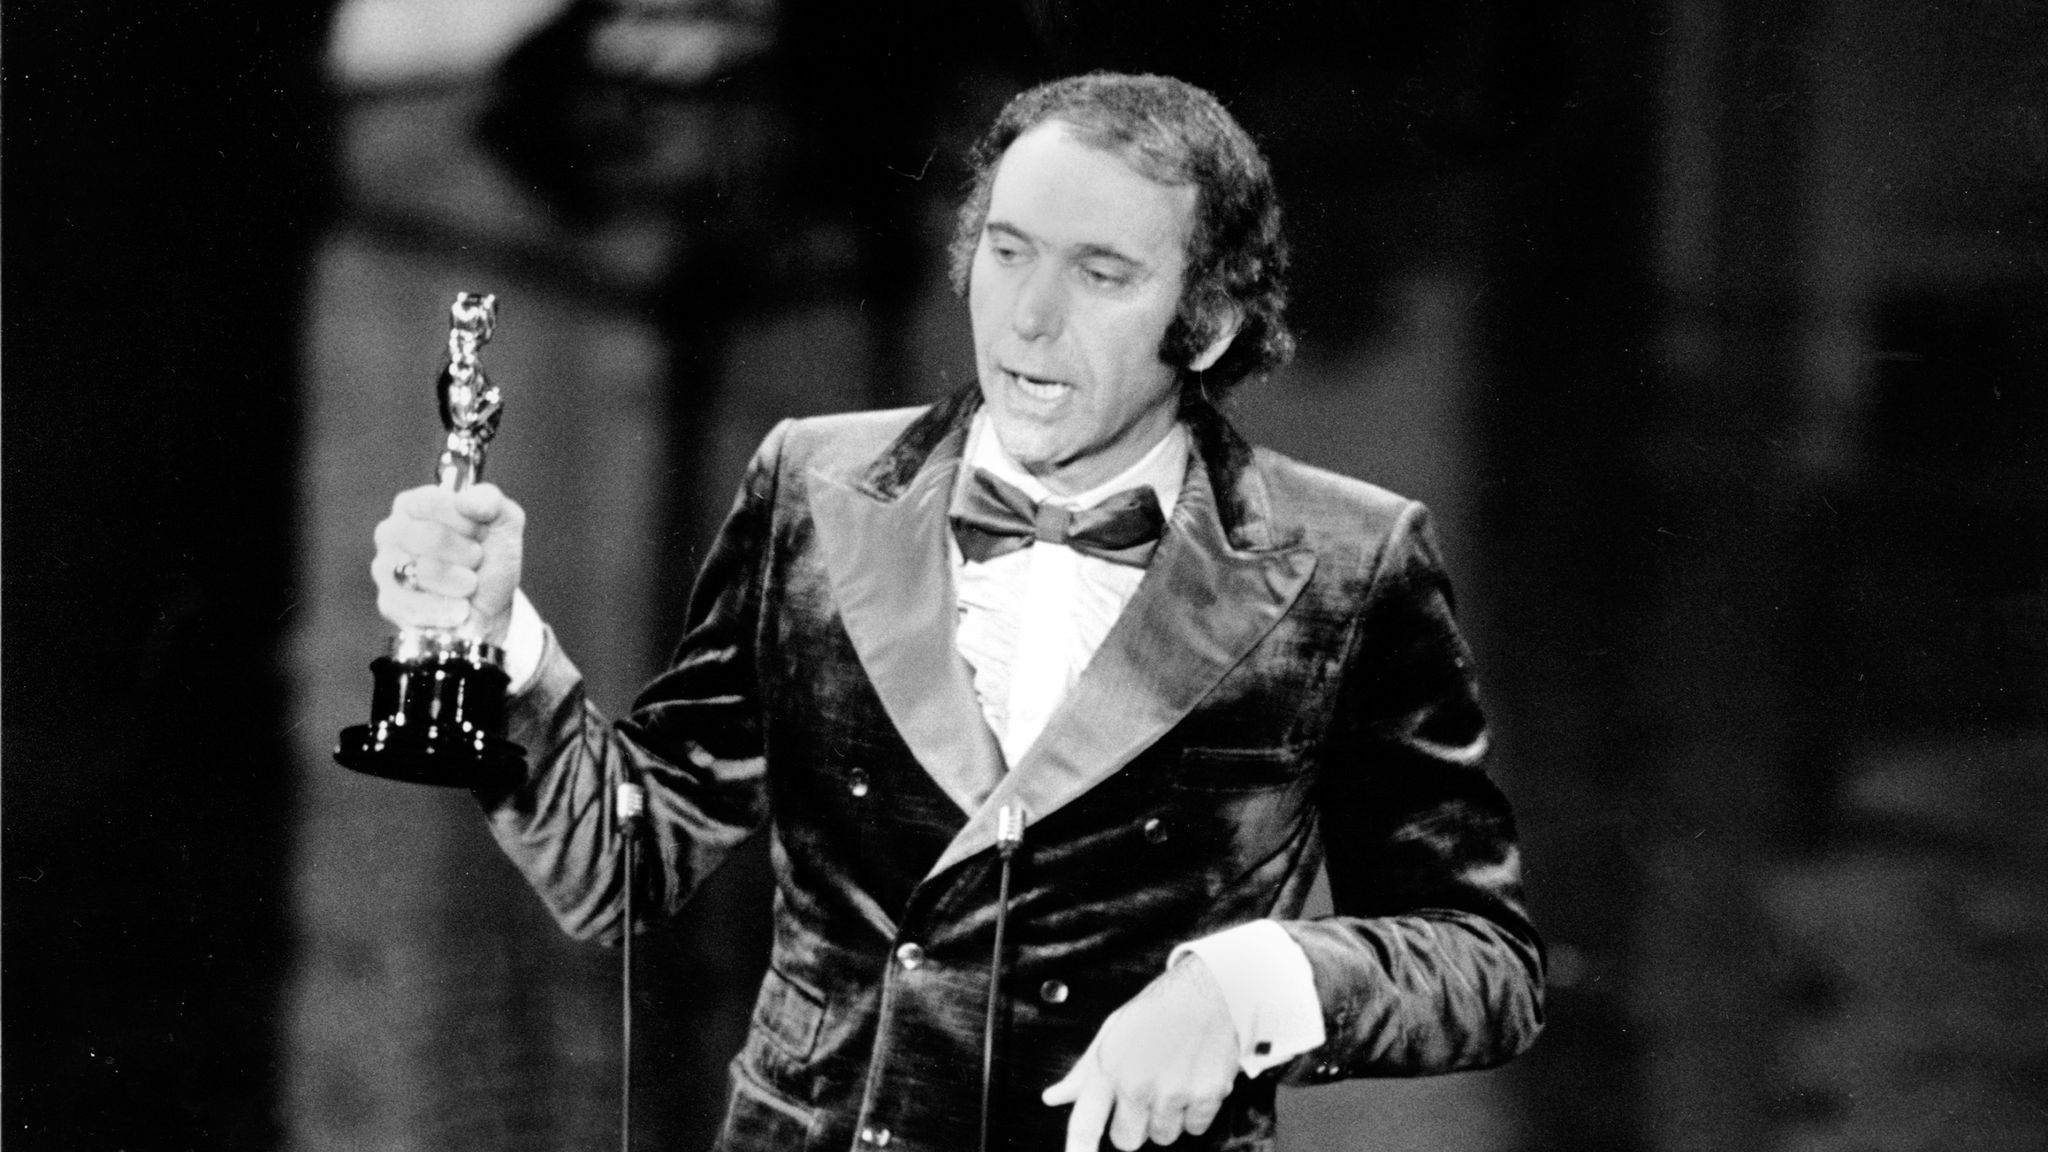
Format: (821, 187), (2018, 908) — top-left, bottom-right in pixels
(948, 73), (1294, 399)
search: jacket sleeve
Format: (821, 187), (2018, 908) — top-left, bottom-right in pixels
(473, 420), (792, 944)
(1279, 500), (1545, 1079)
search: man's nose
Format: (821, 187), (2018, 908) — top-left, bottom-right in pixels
(1010, 263), (1065, 341)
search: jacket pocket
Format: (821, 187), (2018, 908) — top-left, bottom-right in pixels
(750, 964), (826, 1064)
(1175, 746), (1303, 792)
(715, 1057), (822, 1152)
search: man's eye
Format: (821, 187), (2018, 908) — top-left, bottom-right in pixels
(1079, 265), (1130, 288)
(987, 239), (1026, 264)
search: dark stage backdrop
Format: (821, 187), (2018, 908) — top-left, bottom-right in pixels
(3, 7), (337, 1150)
(5, 3), (2043, 1151)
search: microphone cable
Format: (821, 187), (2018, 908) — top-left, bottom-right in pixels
(616, 779), (649, 1152)
(980, 805), (1027, 1152)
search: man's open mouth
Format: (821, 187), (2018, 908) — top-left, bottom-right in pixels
(1006, 369), (1070, 400)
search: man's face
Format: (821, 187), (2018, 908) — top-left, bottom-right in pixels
(969, 122), (1201, 495)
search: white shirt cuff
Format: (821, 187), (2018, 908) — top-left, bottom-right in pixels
(1171, 920), (1326, 1078)
(501, 588), (545, 697)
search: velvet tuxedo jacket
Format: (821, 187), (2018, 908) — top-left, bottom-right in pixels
(481, 387), (1543, 1152)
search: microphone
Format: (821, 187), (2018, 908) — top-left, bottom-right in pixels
(984, 804), (1028, 1152)
(616, 779), (648, 1152)
(997, 803), (1026, 856)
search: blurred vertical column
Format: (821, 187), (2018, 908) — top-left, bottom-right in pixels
(288, 2), (967, 1149)
(1629, 0), (1820, 1145)
(289, 3), (742, 1149)
(1423, 1), (1667, 1148)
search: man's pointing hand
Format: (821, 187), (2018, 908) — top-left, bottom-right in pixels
(1043, 956), (1241, 1150)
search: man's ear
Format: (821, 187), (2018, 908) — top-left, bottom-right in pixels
(1187, 306), (1241, 373)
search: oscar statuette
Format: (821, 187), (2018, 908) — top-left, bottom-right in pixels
(335, 292), (527, 788)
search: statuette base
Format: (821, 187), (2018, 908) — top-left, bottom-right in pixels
(335, 644), (526, 789)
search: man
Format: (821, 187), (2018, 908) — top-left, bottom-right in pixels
(373, 73), (1542, 1152)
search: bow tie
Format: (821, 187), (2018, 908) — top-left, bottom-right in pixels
(951, 468), (1166, 567)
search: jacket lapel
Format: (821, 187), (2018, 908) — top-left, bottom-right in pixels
(922, 410), (1319, 883)
(808, 398), (1008, 817)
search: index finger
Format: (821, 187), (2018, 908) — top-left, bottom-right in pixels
(392, 486), (485, 539)
(1063, 1069), (1114, 1152)
(451, 482), (512, 525)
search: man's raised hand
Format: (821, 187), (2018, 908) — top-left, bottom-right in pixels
(371, 483), (524, 646)
(1042, 955), (1241, 1151)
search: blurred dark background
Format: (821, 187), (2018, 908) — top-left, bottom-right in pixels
(4, 2), (2043, 1150)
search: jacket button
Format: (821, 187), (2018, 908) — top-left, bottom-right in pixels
(848, 769), (871, 798)
(859, 1125), (892, 1147)
(895, 942), (924, 970)
(1142, 817), (1169, 844)
(1039, 979), (1069, 1005)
